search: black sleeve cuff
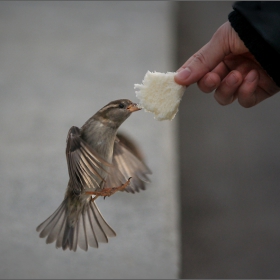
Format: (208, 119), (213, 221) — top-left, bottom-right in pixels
(228, 10), (280, 87)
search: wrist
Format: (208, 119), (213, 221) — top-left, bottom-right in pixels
(228, 10), (280, 87)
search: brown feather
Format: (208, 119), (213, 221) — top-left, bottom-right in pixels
(37, 99), (151, 251)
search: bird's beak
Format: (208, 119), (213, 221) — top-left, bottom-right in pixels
(127, 103), (141, 112)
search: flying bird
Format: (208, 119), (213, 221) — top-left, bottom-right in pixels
(36, 99), (151, 251)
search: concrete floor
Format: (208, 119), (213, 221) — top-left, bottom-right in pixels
(0, 2), (179, 278)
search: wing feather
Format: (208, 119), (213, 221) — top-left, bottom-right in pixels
(105, 135), (152, 193)
(66, 126), (112, 193)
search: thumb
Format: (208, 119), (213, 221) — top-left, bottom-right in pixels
(174, 22), (231, 86)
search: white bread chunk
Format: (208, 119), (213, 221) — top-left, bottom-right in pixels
(134, 71), (186, 121)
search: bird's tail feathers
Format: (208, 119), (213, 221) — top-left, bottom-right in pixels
(36, 199), (116, 251)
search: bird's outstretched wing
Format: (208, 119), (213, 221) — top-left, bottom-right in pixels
(66, 126), (112, 194)
(105, 134), (152, 193)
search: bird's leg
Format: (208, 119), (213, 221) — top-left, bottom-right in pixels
(85, 177), (132, 198)
(109, 177), (132, 193)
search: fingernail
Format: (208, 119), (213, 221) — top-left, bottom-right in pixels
(175, 67), (191, 81)
(227, 73), (238, 86)
(205, 76), (216, 88)
(246, 70), (257, 82)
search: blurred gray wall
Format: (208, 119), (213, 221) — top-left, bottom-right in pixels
(177, 2), (280, 278)
(0, 2), (179, 278)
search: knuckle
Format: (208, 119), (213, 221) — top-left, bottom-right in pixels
(214, 94), (229, 106)
(237, 92), (256, 108)
(214, 89), (236, 106)
(197, 78), (211, 93)
(192, 52), (210, 71)
(238, 99), (254, 108)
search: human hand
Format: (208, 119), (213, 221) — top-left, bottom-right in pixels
(175, 22), (280, 108)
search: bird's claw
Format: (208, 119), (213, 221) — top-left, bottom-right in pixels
(85, 177), (132, 199)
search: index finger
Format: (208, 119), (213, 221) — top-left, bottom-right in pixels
(175, 22), (231, 86)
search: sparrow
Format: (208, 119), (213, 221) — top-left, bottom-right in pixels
(36, 99), (151, 251)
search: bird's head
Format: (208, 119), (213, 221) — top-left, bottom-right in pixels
(93, 99), (141, 128)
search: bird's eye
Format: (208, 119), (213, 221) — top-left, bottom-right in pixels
(119, 103), (125, 109)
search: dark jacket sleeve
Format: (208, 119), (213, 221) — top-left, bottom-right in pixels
(228, 1), (280, 87)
